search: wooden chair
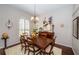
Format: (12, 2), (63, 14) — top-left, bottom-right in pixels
(27, 37), (40, 55)
(35, 32), (55, 55)
(44, 38), (55, 55)
(35, 37), (55, 55)
(20, 35), (28, 54)
(20, 35), (40, 55)
(43, 35), (56, 55)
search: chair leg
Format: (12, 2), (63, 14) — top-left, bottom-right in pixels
(51, 51), (54, 55)
(33, 46), (35, 55)
(40, 44), (54, 55)
(28, 47), (30, 55)
(28, 50), (30, 55)
(49, 44), (54, 55)
(24, 46), (27, 54)
(20, 42), (23, 51)
(36, 51), (41, 55)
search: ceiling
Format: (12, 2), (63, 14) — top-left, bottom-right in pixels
(10, 4), (73, 16)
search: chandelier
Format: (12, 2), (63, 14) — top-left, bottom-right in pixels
(31, 4), (39, 24)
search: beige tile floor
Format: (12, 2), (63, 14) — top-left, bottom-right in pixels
(5, 45), (62, 55)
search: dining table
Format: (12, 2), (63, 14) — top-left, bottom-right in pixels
(34, 37), (53, 49)
(26, 36), (55, 55)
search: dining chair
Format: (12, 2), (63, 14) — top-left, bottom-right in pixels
(27, 37), (40, 55)
(20, 34), (40, 55)
(20, 35), (28, 54)
(35, 32), (55, 55)
(45, 39), (55, 55)
(37, 41), (55, 55)
(45, 35), (56, 55)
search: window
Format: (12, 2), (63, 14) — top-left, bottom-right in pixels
(19, 19), (30, 35)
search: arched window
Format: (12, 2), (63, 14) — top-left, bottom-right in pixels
(19, 19), (30, 35)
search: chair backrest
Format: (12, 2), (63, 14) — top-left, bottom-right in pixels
(38, 32), (54, 39)
(20, 35), (26, 45)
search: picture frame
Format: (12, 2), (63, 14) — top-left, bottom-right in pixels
(73, 16), (79, 39)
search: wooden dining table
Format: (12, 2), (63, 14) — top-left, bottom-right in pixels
(26, 36), (54, 54)
(33, 37), (53, 49)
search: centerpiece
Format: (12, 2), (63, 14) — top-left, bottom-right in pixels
(32, 28), (38, 38)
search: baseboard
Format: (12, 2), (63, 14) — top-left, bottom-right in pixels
(55, 44), (74, 55)
(0, 42), (20, 50)
(55, 44), (72, 49)
(72, 47), (77, 55)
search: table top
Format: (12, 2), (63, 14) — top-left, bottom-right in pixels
(32, 37), (53, 49)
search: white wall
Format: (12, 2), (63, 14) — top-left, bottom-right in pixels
(0, 5), (31, 48)
(38, 5), (73, 47)
(72, 4), (79, 54)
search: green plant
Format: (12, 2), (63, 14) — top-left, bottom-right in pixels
(33, 28), (38, 33)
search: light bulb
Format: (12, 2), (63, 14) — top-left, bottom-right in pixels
(31, 16), (34, 20)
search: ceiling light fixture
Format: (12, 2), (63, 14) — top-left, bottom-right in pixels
(31, 4), (39, 24)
